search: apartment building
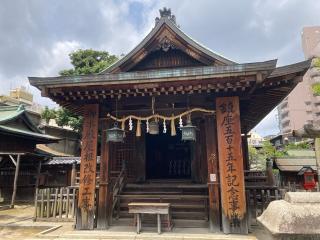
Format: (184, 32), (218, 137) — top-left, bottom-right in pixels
(278, 26), (320, 137)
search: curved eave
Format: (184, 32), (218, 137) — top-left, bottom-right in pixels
(240, 59), (311, 132)
(29, 59), (277, 90)
(100, 18), (235, 74)
(0, 105), (42, 134)
(0, 125), (60, 143)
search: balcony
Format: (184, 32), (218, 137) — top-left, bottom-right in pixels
(306, 105), (312, 112)
(280, 101), (288, 109)
(280, 109), (289, 118)
(281, 118), (290, 125)
(281, 125), (292, 134)
(313, 95), (320, 104)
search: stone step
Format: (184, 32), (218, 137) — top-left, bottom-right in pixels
(41, 229), (257, 240)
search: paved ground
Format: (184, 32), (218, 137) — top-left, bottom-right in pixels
(0, 204), (72, 240)
(0, 204), (270, 240)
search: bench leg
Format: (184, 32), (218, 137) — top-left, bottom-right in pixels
(157, 214), (161, 234)
(136, 213), (141, 234)
(167, 213), (172, 231)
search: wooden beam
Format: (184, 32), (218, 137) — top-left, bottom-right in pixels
(76, 104), (99, 230)
(216, 96), (248, 234)
(9, 155), (16, 166)
(204, 115), (221, 232)
(10, 154), (21, 208)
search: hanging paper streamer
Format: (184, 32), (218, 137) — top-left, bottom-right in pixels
(136, 119), (141, 137)
(179, 116), (183, 128)
(121, 120), (125, 130)
(146, 119), (149, 133)
(129, 116), (133, 131)
(163, 120), (167, 133)
(171, 115), (176, 136)
(107, 107), (215, 135)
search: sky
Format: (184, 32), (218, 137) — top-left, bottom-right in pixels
(0, 0), (319, 136)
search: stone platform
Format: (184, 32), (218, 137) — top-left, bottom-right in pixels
(33, 226), (257, 240)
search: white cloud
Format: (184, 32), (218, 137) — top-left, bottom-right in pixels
(37, 40), (81, 76)
(253, 109), (280, 137)
(0, 0), (319, 135)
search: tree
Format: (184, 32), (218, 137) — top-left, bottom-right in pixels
(248, 141), (287, 170)
(59, 49), (118, 76)
(44, 49), (119, 132)
(55, 108), (83, 133)
(41, 106), (56, 124)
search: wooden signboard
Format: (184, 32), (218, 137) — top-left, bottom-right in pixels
(77, 104), (99, 230)
(216, 96), (247, 234)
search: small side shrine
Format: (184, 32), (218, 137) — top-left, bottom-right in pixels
(29, 8), (310, 234)
(0, 105), (59, 207)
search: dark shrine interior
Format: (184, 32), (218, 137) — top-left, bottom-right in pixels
(146, 126), (191, 179)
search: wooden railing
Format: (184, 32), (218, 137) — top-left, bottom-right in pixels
(34, 187), (77, 222)
(112, 164), (127, 219)
(246, 186), (284, 223)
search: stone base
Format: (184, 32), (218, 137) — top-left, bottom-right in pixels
(257, 192), (320, 239)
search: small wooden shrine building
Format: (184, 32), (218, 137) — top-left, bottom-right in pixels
(29, 8), (310, 234)
(0, 105), (59, 206)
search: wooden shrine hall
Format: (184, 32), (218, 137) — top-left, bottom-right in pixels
(29, 8), (310, 234)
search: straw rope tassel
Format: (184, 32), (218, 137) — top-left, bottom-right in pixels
(171, 115), (176, 136)
(136, 119), (141, 137)
(121, 120), (125, 130)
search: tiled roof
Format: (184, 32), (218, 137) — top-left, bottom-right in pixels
(0, 104), (59, 143)
(275, 157), (317, 172)
(36, 144), (72, 157)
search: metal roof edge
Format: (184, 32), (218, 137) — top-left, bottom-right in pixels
(29, 59), (277, 88)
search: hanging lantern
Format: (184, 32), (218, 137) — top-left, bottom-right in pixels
(106, 123), (125, 142)
(149, 119), (159, 135)
(180, 115), (197, 141)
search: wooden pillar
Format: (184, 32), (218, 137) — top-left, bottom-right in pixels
(97, 119), (110, 229)
(76, 104), (99, 230)
(34, 160), (42, 205)
(10, 154), (21, 208)
(204, 115), (221, 232)
(216, 96), (248, 234)
(135, 131), (146, 182)
(242, 134), (250, 170)
(70, 161), (77, 186)
(35, 160), (42, 189)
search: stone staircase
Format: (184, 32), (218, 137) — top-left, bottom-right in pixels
(113, 180), (209, 228)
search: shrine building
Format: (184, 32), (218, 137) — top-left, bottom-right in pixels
(29, 8), (310, 234)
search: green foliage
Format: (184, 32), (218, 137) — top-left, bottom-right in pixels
(53, 48), (119, 133)
(314, 57), (320, 69)
(59, 49), (118, 76)
(55, 108), (83, 132)
(285, 141), (311, 150)
(249, 141), (286, 170)
(312, 82), (320, 96)
(261, 141), (286, 158)
(40, 107), (83, 132)
(41, 106), (56, 124)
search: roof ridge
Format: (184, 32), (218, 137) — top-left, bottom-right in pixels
(99, 14), (235, 74)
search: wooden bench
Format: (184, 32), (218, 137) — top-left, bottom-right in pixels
(128, 202), (172, 234)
